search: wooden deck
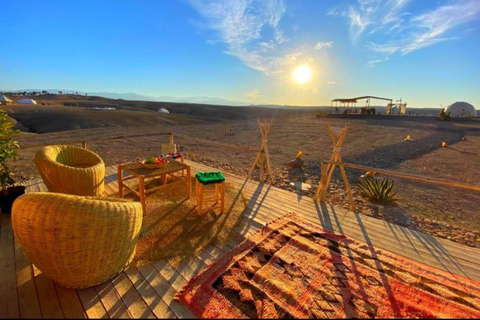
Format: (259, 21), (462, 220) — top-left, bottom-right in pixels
(1, 159), (480, 318)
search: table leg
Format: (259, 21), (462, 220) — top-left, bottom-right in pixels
(198, 183), (203, 215)
(181, 156), (185, 176)
(118, 166), (124, 198)
(186, 165), (191, 199)
(195, 179), (199, 205)
(139, 175), (146, 214)
(161, 173), (167, 185)
(220, 181), (225, 214)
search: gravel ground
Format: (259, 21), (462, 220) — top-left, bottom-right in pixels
(10, 114), (480, 247)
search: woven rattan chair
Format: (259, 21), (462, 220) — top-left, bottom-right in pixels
(35, 145), (105, 196)
(12, 192), (143, 288)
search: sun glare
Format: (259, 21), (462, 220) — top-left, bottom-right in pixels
(292, 65), (312, 84)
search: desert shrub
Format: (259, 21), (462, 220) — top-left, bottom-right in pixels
(359, 177), (398, 203)
(316, 112), (327, 118)
(0, 110), (20, 190)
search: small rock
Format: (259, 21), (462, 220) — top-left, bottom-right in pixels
(286, 158), (304, 170)
(289, 181), (312, 191)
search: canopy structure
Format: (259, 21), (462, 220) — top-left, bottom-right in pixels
(331, 96), (407, 115)
(331, 96), (393, 114)
(0, 95), (13, 105)
(445, 102), (476, 117)
(17, 98), (37, 104)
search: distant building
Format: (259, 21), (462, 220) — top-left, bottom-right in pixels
(91, 107), (115, 110)
(0, 95), (13, 105)
(445, 102), (476, 117)
(17, 98), (37, 105)
(158, 108), (170, 113)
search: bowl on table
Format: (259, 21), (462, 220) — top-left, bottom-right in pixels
(140, 157), (170, 169)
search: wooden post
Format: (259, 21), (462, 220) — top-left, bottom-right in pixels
(314, 124), (356, 211)
(169, 133), (174, 144)
(318, 162), (328, 201)
(248, 118), (274, 183)
(186, 165), (191, 199)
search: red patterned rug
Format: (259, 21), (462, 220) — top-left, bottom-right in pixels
(175, 213), (480, 318)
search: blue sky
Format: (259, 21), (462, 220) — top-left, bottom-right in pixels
(2, 0), (479, 107)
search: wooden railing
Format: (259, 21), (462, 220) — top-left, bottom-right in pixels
(315, 160), (480, 211)
(19, 132), (175, 150)
(324, 161), (480, 192)
(18, 131), (260, 153)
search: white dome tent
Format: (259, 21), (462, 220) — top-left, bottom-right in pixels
(158, 108), (169, 113)
(445, 102), (476, 117)
(17, 98), (37, 105)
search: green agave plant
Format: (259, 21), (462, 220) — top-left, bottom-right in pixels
(358, 177), (398, 203)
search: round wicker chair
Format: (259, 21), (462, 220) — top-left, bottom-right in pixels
(12, 193), (143, 288)
(34, 145), (105, 196)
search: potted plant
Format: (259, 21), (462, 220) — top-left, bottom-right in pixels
(0, 110), (26, 213)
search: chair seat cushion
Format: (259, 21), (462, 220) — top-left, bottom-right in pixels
(195, 172), (225, 185)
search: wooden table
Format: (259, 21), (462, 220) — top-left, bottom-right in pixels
(118, 160), (191, 214)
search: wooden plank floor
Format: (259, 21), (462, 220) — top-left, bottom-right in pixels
(1, 160), (480, 318)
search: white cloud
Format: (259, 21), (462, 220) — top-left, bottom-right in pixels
(335, 0), (480, 57)
(367, 57), (389, 67)
(244, 89), (261, 100)
(347, 0), (412, 41)
(327, 8), (346, 17)
(400, 1), (480, 54)
(327, 81), (336, 85)
(314, 41), (333, 50)
(188, 0), (307, 76)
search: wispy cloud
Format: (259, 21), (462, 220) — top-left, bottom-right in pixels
(332, 0), (480, 58)
(187, 0), (307, 76)
(327, 8), (346, 17)
(244, 89), (261, 100)
(367, 57), (389, 67)
(314, 41), (333, 50)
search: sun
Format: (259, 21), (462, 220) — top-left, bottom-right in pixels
(292, 65), (312, 84)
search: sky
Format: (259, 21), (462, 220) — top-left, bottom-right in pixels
(2, 0), (480, 107)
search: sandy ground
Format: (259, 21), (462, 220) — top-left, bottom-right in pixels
(9, 114), (480, 245)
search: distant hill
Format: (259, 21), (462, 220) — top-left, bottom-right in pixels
(8, 94), (327, 120)
(1, 94), (328, 133)
(1, 89), (250, 106)
(1, 88), (332, 108)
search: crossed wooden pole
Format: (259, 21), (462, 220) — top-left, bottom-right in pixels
(314, 124), (356, 211)
(248, 118), (274, 183)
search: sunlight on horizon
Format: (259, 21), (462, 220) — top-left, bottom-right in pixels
(292, 65), (312, 84)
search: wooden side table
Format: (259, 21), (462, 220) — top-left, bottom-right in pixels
(195, 172), (225, 215)
(118, 161), (191, 214)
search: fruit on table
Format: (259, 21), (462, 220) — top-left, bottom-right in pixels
(146, 156), (167, 164)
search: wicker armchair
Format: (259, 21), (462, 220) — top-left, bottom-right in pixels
(35, 145), (105, 196)
(12, 193), (143, 288)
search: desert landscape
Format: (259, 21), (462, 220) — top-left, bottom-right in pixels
(3, 1), (480, 318)
(3, 94), (480, 248)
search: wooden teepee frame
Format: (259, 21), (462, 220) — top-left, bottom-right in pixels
(248, 118), (274, 183)
(314, 124), (356, 211)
